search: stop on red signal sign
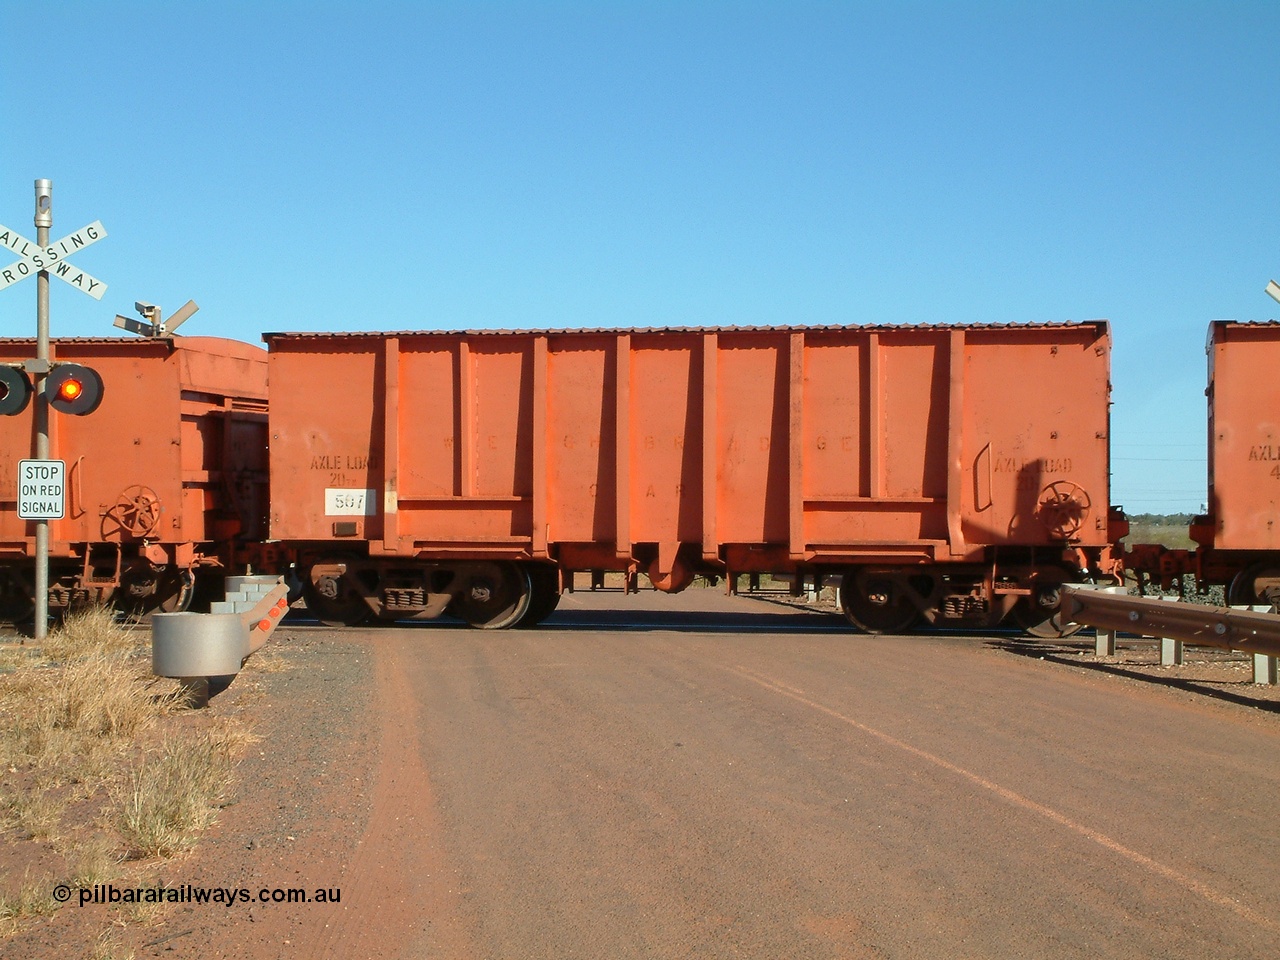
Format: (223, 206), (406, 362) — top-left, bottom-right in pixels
(17, 459), (65, 520)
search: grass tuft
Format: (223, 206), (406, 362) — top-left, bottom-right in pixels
(89, 927), (136, 960)
(42, 652), (163, 740)
(0, 776), (63, 840)
(0, 874), (59, 932)
(68, 835), (121, 887)
(39, 606), (135, 662)
(0, 611), (181, 780)
(117, 725), (241, 860)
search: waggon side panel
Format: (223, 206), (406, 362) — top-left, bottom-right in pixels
(628, 335), (701, 545)
(960, 324), (1111, 548)
(546, 337), (615, 544)
(714, 333), (789, 545)
(1207, 321), (1280, 551)
(267, 339), (381, 543)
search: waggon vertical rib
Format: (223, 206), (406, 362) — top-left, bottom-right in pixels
(867, 332), (882, 499)
(457, 339), (474, 497)
(701, 332), (718, 562)
(789, 331), (805, 560)
(615, 334), (631, 559)
(946, 328), (967, 556)
(532, 335), (549, 558)
(382, 337), (400, 551)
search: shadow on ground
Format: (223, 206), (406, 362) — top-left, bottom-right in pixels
(988, 635), (1280, 715)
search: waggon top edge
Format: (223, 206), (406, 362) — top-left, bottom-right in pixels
(262, 319), (1110, 342)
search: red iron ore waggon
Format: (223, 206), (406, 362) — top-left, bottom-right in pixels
(0, 336), (271, 620)
(264, 322), (1123, 634)
(1126, 320), (1280, 606)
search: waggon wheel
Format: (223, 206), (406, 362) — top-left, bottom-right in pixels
(1013, 571), (1084, 639)
(120, 566), (192, 616)
(515, 564), (562, 629)
(1227, 563), (1280, 609)
(839, 571), (920, 634)
(451, 562), (532, 630)
(301, 560), (371, 627)
(156, 569), (196, 614)
(0, 569), (34, 623)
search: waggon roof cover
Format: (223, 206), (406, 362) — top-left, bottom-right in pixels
(263, 320), (1110, 342)
(0, 335), (265, 351)
(0, 337), (174, 345)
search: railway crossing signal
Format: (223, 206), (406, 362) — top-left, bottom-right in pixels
(0, 219), (108, 300)
(0, 362), (105, 416)
(0, 180), (109, 640)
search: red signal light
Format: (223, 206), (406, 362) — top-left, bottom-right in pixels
(46, 364), (103, 415)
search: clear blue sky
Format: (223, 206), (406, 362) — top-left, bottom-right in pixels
(2, 1), (1275, 515)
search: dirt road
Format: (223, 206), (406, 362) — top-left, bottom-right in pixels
(93, 590), (1280, 959)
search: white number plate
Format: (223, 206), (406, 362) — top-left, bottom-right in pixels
(325, 488), (377, 516)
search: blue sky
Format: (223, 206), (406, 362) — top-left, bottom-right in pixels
(1, 1), (1275, 514)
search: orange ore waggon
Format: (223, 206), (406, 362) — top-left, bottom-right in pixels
(264, 321), (1124, 634)
(0, 336), (270, 619)
(1126, 320), (1280, 606)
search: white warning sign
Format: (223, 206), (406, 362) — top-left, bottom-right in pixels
(17, 459), (65, 520)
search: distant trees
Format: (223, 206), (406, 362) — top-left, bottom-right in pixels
(1126, 513), (1197, 526)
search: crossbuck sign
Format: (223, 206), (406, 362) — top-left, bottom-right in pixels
(0, 220), (108, 300)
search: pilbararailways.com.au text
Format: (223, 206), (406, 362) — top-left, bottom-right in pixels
(59, 884), (341, 908)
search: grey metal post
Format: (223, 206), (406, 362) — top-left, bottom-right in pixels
(1094, 627), (1116, 657)
(1159, 636), (1184, 667)
(1089, 585), (1125, 656)
(33, 179), (51, 641)
(1158, 595), (1183, 666)
(1241, 605), (1278, 684)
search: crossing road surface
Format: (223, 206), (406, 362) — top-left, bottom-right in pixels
(209, 590), (1280, 959)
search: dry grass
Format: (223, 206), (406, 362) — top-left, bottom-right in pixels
(90, 928), (137, 960)
(39, 606), (137, 661)
(68, 835), (122, 888)
(117, 725), (242, 860)
(38, 651), (165, 738)
(1, 777), (63, 840)
(0, 605), (258, 947)
(0, 874), (59, 933)
(0, 610), (181, 835)
(113, 897), (167, 929)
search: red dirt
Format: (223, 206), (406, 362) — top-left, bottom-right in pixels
(5, 593), (1280, 958)
(0, 626), (454, 959)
